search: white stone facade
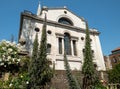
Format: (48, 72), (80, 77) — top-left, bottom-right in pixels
(18, 6), (106, 71)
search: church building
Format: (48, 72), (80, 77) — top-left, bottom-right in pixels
(18, 4), (106, 71)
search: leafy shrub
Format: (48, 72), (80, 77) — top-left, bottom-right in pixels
(0, 40), (21, 66)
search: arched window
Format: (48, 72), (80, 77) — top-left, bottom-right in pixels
(64, 33), (71, 55)
(58, 17), (73, 26)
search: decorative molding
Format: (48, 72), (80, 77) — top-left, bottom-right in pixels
(18, 12), (100, 40)
(56, 59), (82, 63)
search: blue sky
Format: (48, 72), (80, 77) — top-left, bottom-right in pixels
(0, 0), (120, 55)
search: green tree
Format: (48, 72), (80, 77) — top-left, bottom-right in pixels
(28, 14), (53, 89)
(27, 33), (39, 88)
(35, 14), (53, 88)
(82, 21), (105, 89)
(108, 63), (120, 83)
(64, 52), (81, 89)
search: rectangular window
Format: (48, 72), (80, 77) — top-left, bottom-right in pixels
(58, 38), (62, 54)
(47, 44), (51, 53)
(73, 40), (77, 56)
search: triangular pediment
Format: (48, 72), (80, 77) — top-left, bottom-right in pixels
(40, 7), (86, 29)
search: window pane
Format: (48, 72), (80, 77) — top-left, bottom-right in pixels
(73, 40), (77, 56)
(58, 38), (62, 54)
(47, 44), (51, 53)
(64, 33), (71, 55)
(58, 18), (73, 26)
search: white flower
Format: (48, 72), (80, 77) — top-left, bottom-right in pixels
(0, 40), (21, 65)
(18, 59), (21, 62)
(8, 56), (11, 60)
(8, 48), (13, 52)
(21, 75), (23, 78)
(26, 81), (29, 84)
(0, 63), (4, 65)
(11, 79), (14, 82)
(9, 83), (12, 87)
(4, 65), (6, 67)
(8, 62), (11, 64)
(6, 58), (9, 61)
(14, 52), (17, 54)
(2, 55), (5, 58)
(12, 58), (15, 62)
(2, 47), (6, 50)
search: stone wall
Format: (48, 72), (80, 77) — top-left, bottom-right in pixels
(50, 70), (108, 89)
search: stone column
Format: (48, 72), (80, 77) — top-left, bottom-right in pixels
(71, 40), (73, 56)
(62, 38), (64, 54)
(56, 37), (59, 54)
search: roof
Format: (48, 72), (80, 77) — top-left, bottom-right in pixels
(112, 47), (120, 53)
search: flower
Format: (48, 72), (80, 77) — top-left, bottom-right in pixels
(21, 75), (23, 78)
(2, 55), (5, 58)
(8, 61), (11, 64)
(2, 47), (6, 50)
(12, 58), (15, 62)
(26, 81), (29, 84)
(4, 65), (6, 67)
(0, 40), (22, 66)
(9, 83), (13, 87)
(8, 56), (11, 60)
(18, 59), (21, 62)
(0, 63), (4, 66)
(14, 52), (17, 54)
(8, 48), (13, 52)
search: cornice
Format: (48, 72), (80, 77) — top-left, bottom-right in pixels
(18, 12), (100, 40)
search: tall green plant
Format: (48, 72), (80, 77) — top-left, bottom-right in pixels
(108, 63), (120, 83)
(82, 21), (105, 89)
(36, 14), (53, 88)
(64, 52), (81, 89)
(28, 33), (39, 88)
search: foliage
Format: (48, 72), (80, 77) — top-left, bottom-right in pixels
(28, 14), (53, 89)
(19, 56), (30, 72)
(27, 33), (39, 88)
(82, 21), (95, 89)
(0, 40), (21, 67)
(37, 14), (53, 88)
(0, 40), (30, 88)
(0, 56), (30, 89)
(4, 72), (29, 89)
(73, 70), (82, 88)
(31, 33), (39, 60)
(64, 52), (81, 89)
(108, 63), (120, 83)
(94, 74), (107, 89)
(82, 21), (105, 89)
